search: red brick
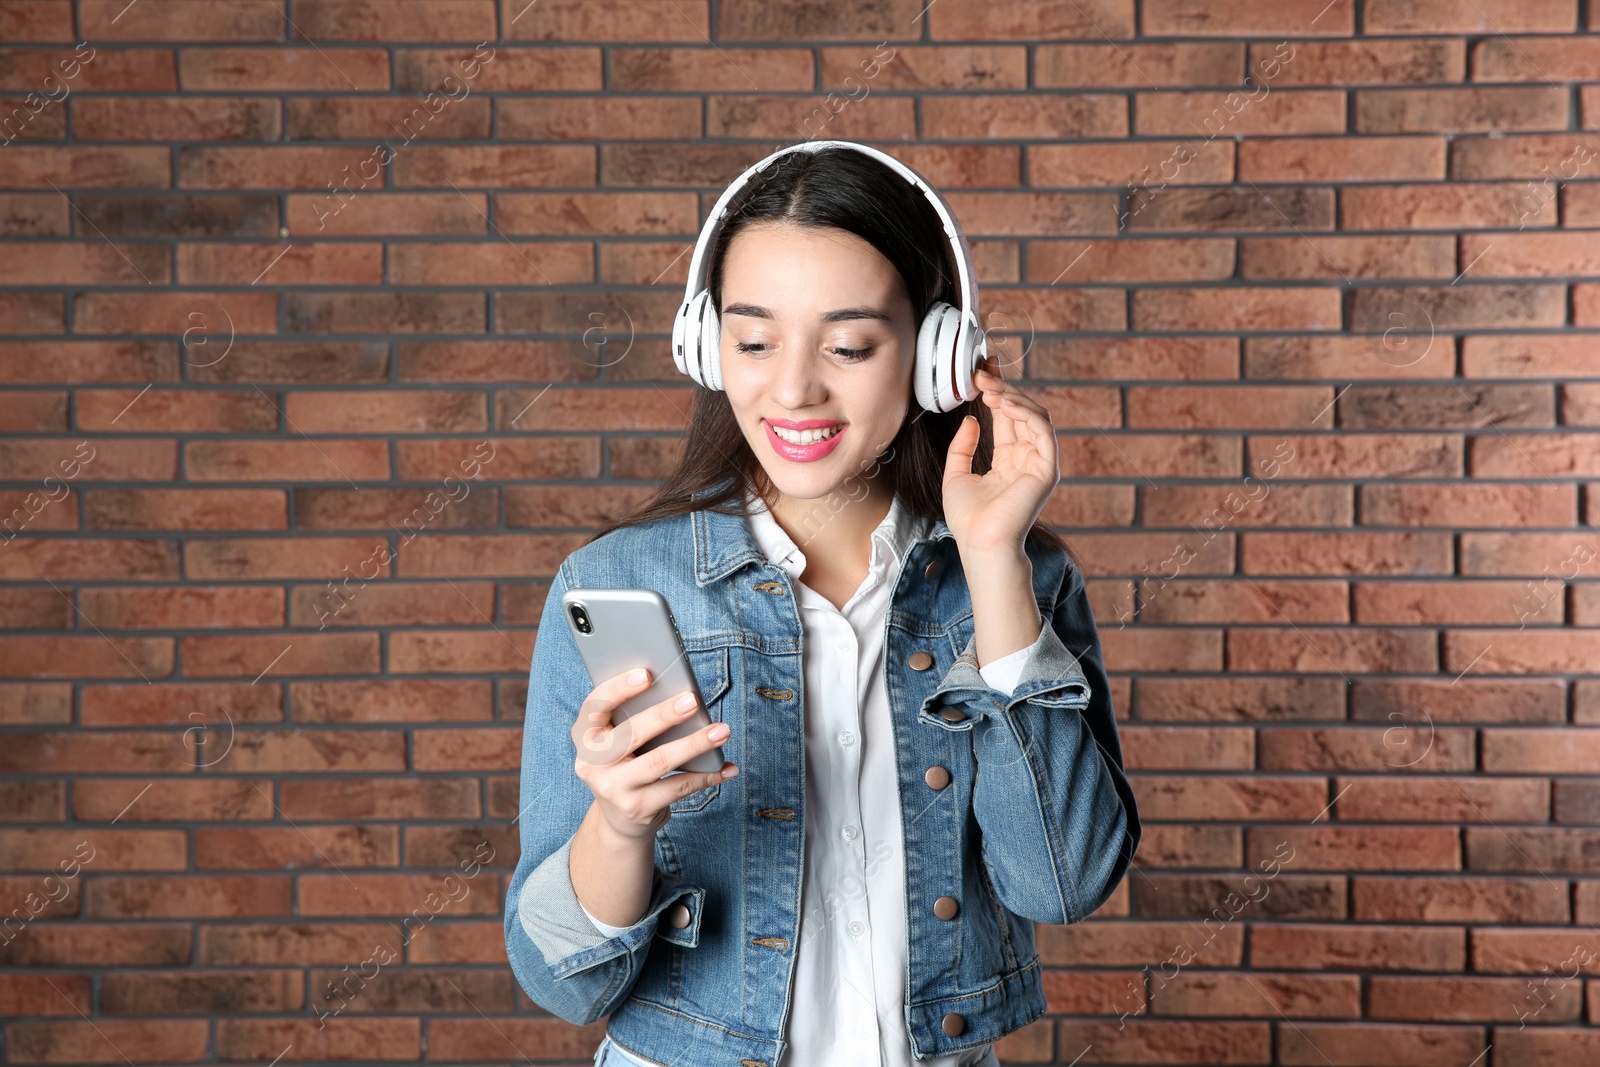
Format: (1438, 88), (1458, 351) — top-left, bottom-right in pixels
(77, 586), (284, 630)
(1356, 579), (1562, 627)
(80, 0), (283, 40)
(610, 47), (811, 90)
(100, 970), (303, 1015)
(0, 974), (90, 1015)
(74, 97), (280, 141)
(1036, 921), (1248, 972)
(0, 828), (185, 871)
(412, 727), (521, 771)
(1353, 876), (1568, 923)
(1120, 726), (1254, 770)
(1132, 776), (1328, 821)
(1096, 627), (1222, 675)
(0, 780), (64, 821)
(0, 924), (191, 967)
(1243, 529), (1454, 578)
(391, 144), (595, 187)
(1144, 0), (1353, 35)
(1248, 334), (1458, 379)
(88, 875), (291, 918)
(1150, 970), (1362, 1018)
(185, 536), (394, 580)
(929, 0), (1135, 40)
(199, 922), (402, 965)
(1137, 676), (1347, 722)
(393, 532), (587, 578)
(1352, 677), (1564, 725)
(1365, 0), (1576, 34)
(290, 0), (496, 41)
(289, 679), (493, 723)
(280, 777), (479, 820)
(1482, 728), (1600, 774)
(84, 488), (286, 531)
(289, 580), (495, 628)
(1133, 286), (1341, 332)
(1452, 631), (1600, 675)
(80, 681), (283, 727)
(178, 633), (381, 678)
(0, 683), (71, 725)
(1475, 36), (1600, 81)
(1362, 483), (1572, 528)
(388, 630), (534, 674)
(194, 825), (398, 870)
(73, 779), (275, 823)
(179, 240), (383, 284)
(5, 1020), (208, 1063)
(1252, 922), (1466, 970)
(1227, 623), (1439, 675)
(1260, 726), (1476, 772)
(1335, 776), (1549, 822)
(1241, 135), (1447, 181)
(1139, 585), (1350, 627)
(297, 872), (499, 917)
(0, 638), (174, 679)
(1279, 1023), (1487, 1065)
(206, 728), (406, 773)
(184, 439), (390, 482)
(388, 241), (591, 286)
(216, 1018), (420, 1061)
(1356, 86), (1568, 133)
(1471, 929), (1600, 974)
(285, 191), (488, 235)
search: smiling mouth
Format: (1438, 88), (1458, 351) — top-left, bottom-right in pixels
(767, 422), (844, 445)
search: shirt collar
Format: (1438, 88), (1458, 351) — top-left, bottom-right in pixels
(689, 475), (953, 588)
(741, 488), (931, 585)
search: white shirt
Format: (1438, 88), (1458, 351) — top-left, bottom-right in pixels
(583, 493), (1033, 1067)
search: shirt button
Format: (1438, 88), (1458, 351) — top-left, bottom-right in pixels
(841, 824), (858, 842)
(835, 638), (851, 653)
(848, 920), (864, 937)
(837, 729), (855, 747)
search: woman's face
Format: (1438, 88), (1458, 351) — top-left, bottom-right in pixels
(716, 221), (917, 505)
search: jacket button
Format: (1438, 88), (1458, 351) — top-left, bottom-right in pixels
(666, 903), (692, 929)
(933, 895), (959, 920)
(923, 765), (950, 790)
(941, 1012), (966, 1037)
(923, 558), (942, 581)
(938, 707), (967, 724)
(908, 651), (934, 671)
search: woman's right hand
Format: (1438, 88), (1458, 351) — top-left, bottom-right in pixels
(570, 667), (738, 842)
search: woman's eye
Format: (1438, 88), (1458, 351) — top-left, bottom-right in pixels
(734, 341), (771, 354)
(829, 346), (872, 362)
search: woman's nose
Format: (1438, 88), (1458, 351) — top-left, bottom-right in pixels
(769, 346), (827, 409)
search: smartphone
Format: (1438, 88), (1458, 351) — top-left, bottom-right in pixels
(560, 587), (726, 775)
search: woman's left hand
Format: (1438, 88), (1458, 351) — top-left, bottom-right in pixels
(943, 356), (1060, 557)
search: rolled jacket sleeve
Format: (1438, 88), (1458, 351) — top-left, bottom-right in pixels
(504, 562), (707, 1026)
(973, 614), (1045, 698)
(919, 552), (1140, 927)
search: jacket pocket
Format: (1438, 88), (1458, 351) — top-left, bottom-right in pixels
(668, 645), (730, 814)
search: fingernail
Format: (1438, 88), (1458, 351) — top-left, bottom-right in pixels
(675, 692), (697, 712)
(721, 765), (739, 778)
(708, 723), (730, 741)
(629, 668), (648, 684)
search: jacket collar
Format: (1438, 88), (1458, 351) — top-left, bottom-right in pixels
(690, 477), (954, 588)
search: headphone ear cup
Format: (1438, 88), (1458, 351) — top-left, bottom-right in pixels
(953, 312), (980, 406)
(915, 301), (962, 413)
(675, 289), (713, 387)
(698, 296), (722, 391)
(913, 303), (941, 413)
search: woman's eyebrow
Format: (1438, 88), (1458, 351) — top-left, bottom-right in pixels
(722, 302), (892, 323)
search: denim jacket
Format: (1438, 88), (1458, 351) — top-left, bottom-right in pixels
(505, 483), (1141, 1065)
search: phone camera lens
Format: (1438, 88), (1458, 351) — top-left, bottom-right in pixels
(569, 604), (592, 635)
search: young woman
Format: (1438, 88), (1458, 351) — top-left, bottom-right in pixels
(505, 143), (1140, 1067)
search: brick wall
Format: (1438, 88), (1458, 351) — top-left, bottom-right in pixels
(2, 0), (1599, 1064)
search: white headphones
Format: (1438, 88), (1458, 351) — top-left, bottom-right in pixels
(671, 140), (985, 414)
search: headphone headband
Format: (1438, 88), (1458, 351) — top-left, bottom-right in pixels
(681, 140), (979, 337)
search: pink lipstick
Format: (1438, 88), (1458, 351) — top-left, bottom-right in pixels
(763, 418), (848, 463)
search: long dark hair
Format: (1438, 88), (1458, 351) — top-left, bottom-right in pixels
(585, 145), (1077, 570)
